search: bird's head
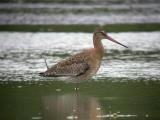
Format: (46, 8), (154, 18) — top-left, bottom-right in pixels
(94, 30), (128, 48)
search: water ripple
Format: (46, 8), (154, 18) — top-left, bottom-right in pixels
(0, 32), (160, 81)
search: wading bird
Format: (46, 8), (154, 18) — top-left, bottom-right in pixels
(39, 30), (128, 83)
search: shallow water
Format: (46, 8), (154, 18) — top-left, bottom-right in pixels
(0, 31), (160, 120)
(0, 80), (160, 120)
(0, 32), (160, 81)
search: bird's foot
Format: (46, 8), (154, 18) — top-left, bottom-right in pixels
(74, 87), (79, 91)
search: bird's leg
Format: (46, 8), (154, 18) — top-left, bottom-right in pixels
(44, 58), (49, 70)
(74, 82), (79, 91)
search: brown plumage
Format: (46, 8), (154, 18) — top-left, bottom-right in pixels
(39, 30), (128, 82)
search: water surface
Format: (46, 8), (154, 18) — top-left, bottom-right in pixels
(0, 80), (160, 120)
(0, 31), (160, 120)
(0, 3), (160, 24)
(0, 32), (160, 81)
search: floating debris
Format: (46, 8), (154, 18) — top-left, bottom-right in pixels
(96, 107), (101, 110)
(145, 114), (149, 117)
(32, 116), (42, 120)
(96, 114), (137, 118)
(56, 88), (61, 92)
(66, 115), (78, 120)
(17, 85), (22, 88)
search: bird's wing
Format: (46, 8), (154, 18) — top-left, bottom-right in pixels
(41, 60), (90, 77)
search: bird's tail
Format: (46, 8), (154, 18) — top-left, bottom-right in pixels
(39, 72), (45, 76)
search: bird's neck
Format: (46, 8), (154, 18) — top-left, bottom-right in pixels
(93, 34), (104, 59)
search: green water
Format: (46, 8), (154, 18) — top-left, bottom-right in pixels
(0, 80), (160, 120)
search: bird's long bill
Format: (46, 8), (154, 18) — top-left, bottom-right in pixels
(106, 35), (128, 48)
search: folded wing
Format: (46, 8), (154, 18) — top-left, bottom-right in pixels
(39, 60), (90, 77)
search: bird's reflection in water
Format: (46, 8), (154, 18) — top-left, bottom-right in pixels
(42, 92), (104, 120)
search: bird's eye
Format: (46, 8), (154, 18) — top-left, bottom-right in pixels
(95, 31), (106, 36)
(101, 31), (105, 34)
